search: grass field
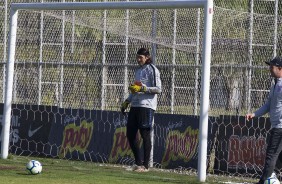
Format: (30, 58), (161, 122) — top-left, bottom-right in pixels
(0, 155), (256, 184)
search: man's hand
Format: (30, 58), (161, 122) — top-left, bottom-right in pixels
(121, 100), (130, 115)
(245, 113), (255, 121)
(128, 83), (146, 94)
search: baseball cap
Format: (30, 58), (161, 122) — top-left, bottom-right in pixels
(137, 48), (150, 56)
(265, 56), (282, 67)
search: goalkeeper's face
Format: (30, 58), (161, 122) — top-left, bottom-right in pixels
(136, 54), (148, 66)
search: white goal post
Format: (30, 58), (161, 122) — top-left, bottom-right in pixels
(3, 0), (213, 182)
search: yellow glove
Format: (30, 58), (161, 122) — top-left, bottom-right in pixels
(121, 100), (130, 115)
(128, 84), (146, 94)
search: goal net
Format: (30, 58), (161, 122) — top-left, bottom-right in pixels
(3, 0), (213, 181)
(1, 0), (281, 182)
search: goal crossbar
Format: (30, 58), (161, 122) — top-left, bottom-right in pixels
(3, 1), (213, 182)
(11, 1), (206, 10)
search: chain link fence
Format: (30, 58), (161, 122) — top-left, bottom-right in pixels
(0, 0), (280, 116)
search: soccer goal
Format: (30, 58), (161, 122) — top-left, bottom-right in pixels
(3, 0), (213, 182)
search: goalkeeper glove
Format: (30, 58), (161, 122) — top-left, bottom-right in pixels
(128, 84), (146, 94)
(121, 100), (130, 115)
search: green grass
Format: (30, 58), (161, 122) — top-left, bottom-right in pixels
(0, 155), (254, 184)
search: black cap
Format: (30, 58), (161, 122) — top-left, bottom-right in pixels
(137, 48), (150, 56)
(265, 56), (282, 67)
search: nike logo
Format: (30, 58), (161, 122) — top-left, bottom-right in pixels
(28, 124), (43, 137)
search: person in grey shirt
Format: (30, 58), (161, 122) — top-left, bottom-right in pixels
(246, 56), (282, 184)
(121, 47), (161, 172)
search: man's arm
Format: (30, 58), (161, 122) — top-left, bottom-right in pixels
(146, 68), (162, 94)
(246, 97), (270, 121)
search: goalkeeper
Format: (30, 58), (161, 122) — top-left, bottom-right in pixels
(120, 47), (162, 172)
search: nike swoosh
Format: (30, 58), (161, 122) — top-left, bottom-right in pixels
(28, 125), (43, 137)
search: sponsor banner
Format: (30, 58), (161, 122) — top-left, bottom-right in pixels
(48, 108), (94, 160)
(108, 114), (215, 170)
(48, 109), (214, 169)
(0, 104), (53, 155)
(0, 104), (20, 150)
(214, 115), (270, 174)
(108, 115), (136, 163)
(153, 114), (215, 169)
(48, 109), (118, 162)
(0, 103), (214, 170)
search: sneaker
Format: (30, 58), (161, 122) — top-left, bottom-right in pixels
(271, 172), (277, 178)
(134, 166), (149, 172)
(126, 164), (141, 171)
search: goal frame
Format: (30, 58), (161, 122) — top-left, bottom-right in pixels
(3, 0), (213, 182)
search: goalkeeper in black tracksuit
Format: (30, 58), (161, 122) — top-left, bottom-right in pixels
(121, 47), (162, 172)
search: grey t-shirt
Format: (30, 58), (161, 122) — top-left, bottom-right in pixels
(254, 78), (282, 128)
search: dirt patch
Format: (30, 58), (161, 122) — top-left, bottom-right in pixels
(0, 165), (18, 170)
